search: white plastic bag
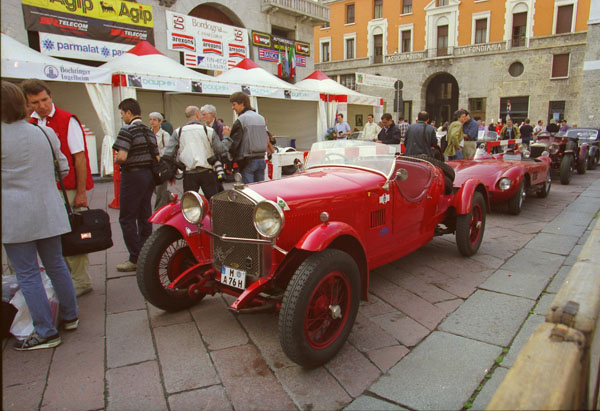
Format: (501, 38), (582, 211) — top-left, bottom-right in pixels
(9, 270), (59, 339)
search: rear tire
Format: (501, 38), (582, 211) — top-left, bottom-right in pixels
(559, 154), (573, 185)
(137, 226), (204, 311)
(279, 249), (360, 368)
(587, 152), (598, 170)
(537, 173), (551, 198)
(456, 191), (486, 256)
(577, 157), (587, 175)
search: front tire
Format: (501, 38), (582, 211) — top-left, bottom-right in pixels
(577, 157), (587, 175)
(456, 191), (486, 256)
(507, 180), (525, 215)
(560, 154), (573, 185)
(137, 225), (204, 311)
(588, 152), (598, 170)
(279, 249), (360, 368)
(537, 173), (551, 198)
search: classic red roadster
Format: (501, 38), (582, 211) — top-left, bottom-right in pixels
(448, 145), (552, 215)
(137, 140), (489, 367)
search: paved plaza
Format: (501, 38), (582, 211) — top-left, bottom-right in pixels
(3, 169), (600, 410)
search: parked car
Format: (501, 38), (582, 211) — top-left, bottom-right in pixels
(449, 145), (552, 215)
(136, 140), (489, 368)
(562, 128), (599, 170)
(530, 130), (588, 185)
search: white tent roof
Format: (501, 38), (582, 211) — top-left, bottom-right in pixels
(216, 58), (299, 89)
(100, 41), (212, 81)
(1, 33), (111, 83)
(295, 70), (382, 106)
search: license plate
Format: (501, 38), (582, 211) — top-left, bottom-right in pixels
(220, 265), (247, 289)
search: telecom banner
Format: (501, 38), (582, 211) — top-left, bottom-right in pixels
(22, 0), (154, 44)
(166, 11), (249, 71)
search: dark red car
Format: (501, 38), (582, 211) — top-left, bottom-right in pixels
(137, 140), (489, 367)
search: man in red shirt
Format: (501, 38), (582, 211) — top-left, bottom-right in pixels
(22, 79), (94, 297)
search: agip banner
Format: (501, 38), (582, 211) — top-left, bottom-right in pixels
(166, 11), (249, 71)
(22, 0), (154, 44)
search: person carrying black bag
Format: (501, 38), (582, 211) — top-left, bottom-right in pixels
(112, 98), (159, 272)
(404, 111), (439, 157)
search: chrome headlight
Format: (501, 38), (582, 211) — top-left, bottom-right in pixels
(253, 201), (284, 239)
(498, 178), (512, 191)
(522, 150), (531, 158)
(548, 143), (560, 155)
(181, 191), (206, 224)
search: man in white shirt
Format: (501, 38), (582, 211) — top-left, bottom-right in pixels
(362, 114), (381, 141)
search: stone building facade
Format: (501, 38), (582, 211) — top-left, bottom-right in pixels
(315, 0), (597, 128)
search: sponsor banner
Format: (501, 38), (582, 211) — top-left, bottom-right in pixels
(166, 11), (248, 71)
(252, 30), (311, 56)
(125, 73), (194, 92)
(23, 4), (154, 44)
(22, 0), (153, 28)
(39, 32), (133, 61)
(2, 57), (111, 83)
(258, 47), (306, 67)
(355, 72), (396, 88)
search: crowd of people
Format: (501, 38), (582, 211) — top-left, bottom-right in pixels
(2, 79), (270, 350)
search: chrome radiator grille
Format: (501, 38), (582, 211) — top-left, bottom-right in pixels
(210, 190), (262, 280)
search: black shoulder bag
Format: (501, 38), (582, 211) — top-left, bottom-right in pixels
(37, 124), (113, 257)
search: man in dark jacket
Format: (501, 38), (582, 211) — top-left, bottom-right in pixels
(377, 113), (402, 145)
(404, 111), (438, 156)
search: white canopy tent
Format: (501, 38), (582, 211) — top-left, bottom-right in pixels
(1, 33), (113, 174)
(295, 70), (384, 141)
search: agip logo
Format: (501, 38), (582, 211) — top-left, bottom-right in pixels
(118, 2), (152, 25)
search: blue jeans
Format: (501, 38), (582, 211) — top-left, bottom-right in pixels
(119, 168), (155, 264)
(4, 236), (78, 339)
(241, 158), (266, 184)
(449, 149), (463, 160)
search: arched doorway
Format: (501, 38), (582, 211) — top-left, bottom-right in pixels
(425, 72), (458, 126)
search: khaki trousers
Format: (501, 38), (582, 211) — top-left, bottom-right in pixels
(463, 141), (477, 160)
(61, 189), (92, 293)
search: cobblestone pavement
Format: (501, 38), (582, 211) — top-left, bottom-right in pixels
(3, 169), (600, 410)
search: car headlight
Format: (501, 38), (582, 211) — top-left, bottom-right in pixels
(253, 201), (284, 239)
(181, 191), (206, 224)
(548, 143), (559, 154)
(498, 178), (512, 191)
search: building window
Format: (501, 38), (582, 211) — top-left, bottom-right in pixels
(475, 19), (487, 44)
(346, 4), (355, 24)
(346, 37), (355, 59)
(500, 96), (529, 124)
(374, 34), (383, 63)
(437, 25), (448, 57)
(340, 74), (356, 90)
(509, 61), (524, 77)
(374, 0), (383, 19)
(402, 0), (412, 14)
(469, 98), (486, 121)
(322, 21), (330, 29)
(512, 12), (527, 47)
(437, 0), (448, 6)
(401, 30), (411, 52)
(551, 53), (570, 78)
(548, 101), (565, 123)
(321, 41), (330, 62)
(556, 4), (574, 34)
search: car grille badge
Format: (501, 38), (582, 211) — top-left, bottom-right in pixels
(379, 193), (390, 204)
(277, 196), (290, 211)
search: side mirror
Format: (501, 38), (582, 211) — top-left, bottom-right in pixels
(396, 168), (408, 181)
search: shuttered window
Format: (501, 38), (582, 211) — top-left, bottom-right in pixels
(556, 5), (574, 34)
(552, 53), (569, 78)
(402, 30), (411, 52)
(374, 0), (383, 19)
(346, 4), (355, 24)
(437, 25), (448, 56)
(512, 12), (527, 47)
(402, 0), (412, 14)
(475, 19), (487, 44)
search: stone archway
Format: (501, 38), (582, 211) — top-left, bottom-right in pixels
(188, 3), (244, 27)
(424, 72), (459, 126)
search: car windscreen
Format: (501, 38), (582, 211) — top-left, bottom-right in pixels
(306, 140), (397, 177)
(565, 129), (598, 141)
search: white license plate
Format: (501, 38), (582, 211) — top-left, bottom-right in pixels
(220, 265), (247, 289)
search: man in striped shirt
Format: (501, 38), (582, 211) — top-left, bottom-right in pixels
(112, 98), (159, 272)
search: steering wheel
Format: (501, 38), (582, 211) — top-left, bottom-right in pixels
(322, 152), (349, 164)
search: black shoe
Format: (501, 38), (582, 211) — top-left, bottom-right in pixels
(14, 332), (61, 351)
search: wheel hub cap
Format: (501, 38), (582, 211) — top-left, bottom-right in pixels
(329, 304), (342, 319)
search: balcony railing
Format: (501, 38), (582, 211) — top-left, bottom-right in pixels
(261, 0), (329, 25)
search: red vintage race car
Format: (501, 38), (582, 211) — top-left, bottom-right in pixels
(136, 140), (489, 367)
(448, 145), (552, 215)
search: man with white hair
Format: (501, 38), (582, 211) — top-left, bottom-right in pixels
(149, 112), (172, 211)
(200, 104), (224, 140)
(163, 106), (229, 199)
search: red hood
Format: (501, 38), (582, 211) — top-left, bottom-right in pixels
(249, 167), (385, 206)
(448, 159), (516, 186)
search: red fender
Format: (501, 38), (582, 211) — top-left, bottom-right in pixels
(454, 179), (488, 215)
(148, 202), (212, 265)
(295, 221), (365, 252)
